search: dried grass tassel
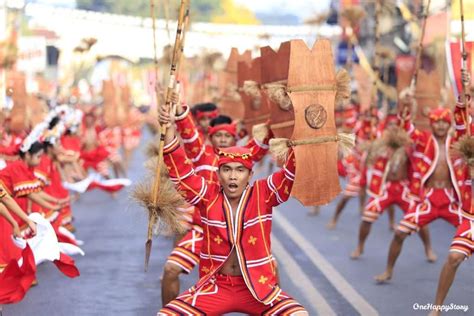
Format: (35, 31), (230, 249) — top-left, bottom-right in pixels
(243, 80), (261, 99)
(341, 5), (366, 26)
(269, 138), (291, 162)
(337, 132), (356, 157)
(266, 84), (292, 111)
(452, 135), (474, 167)
(252, 123), (269, 144)
(131, 173), (188, 236)
(336, 69), (351, 104)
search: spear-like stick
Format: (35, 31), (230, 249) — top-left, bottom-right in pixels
(368, 0), (382, 140)
(409, 0), (432, 93)
(459, 0), (471, 136)
(145, 0), (189, 272)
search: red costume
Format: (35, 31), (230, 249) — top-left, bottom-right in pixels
(449, 110), (474, 258)
(166, 106), (270, 274)
(0, 160), (42, 269)
(159, 138), (306, 314)
(363, 115), (415, 222)
(398, 105), (467, 234)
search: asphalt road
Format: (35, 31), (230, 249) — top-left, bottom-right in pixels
(3, 129), (473, 316)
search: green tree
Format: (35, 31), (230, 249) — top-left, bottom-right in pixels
(76, 0), (224, 22)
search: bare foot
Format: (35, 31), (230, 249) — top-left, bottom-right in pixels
(350, 247), (363, 259)
(308, 206), (320, 216)
(426, 249), (437, 263)
(326, 221), (337, 230)
(374, 271), (392, 284)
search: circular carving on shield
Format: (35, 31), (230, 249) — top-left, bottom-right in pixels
(305, 104), (327, 129)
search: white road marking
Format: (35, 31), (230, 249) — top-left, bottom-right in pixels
(274, 210), (379, 316)
(272, 236), (336, 316)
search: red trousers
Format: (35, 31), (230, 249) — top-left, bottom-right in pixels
(159, 273), (307, 315)
(398, 188), (462, 234)
(363, 180), (413, 223)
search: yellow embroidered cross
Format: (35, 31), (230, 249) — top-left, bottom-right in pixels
(258, 275), (268, 284)
(248, 236), (257, 246)
(284, 185), (289, 195)
(184, 128), (192, 135)
(184, 158), (192, 165)
(201, 266), (210, 274)
(192, 147), (199, 153)
(214, 236), (223, 245)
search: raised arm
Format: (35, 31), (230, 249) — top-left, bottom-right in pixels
(453, 99), (472, 142)
(244, 124), (272, 163)
(174, 103), (206, 163)
(257, 148), (295, 208)
(161, 105), (215, 207)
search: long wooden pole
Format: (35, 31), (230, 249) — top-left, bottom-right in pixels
(145, 0), (189, 272)
(459, 0), (471, 136)
(409, 0), (432, 92)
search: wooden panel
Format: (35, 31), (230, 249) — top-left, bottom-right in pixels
(287, 39), (341, 206)
(8, 72), (27, 132)
(217, 48), (251, 120)
(238, 57), (270, 134)
(396, 55), (441, 131)
(260, 43), (293, 139)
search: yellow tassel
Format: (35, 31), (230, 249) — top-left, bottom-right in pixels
(252, 123), (269, 144)
(336, 69), (351, 104)
(269, 138), (291, 162)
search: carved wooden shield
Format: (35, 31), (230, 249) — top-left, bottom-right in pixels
(396, 55), (441, 131)
(238, 57), (270, 134)
(217, 48), (251, 120)
(287, 39), (341, 206)
(102, 80), (118, 127)
(7, 71), (27, 133)
(260, 43), (293, 139)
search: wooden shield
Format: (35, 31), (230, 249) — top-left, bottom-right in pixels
(260, 43), (293, 139)
(238, 57), (270, 134)
(396, 55), (441, 131)
(7, 72), (27, 133)
(217, 48), (251, 120)
(102, 80), (118, 127)
(287, 39), (341, 206)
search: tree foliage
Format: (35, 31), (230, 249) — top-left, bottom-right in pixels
(75, 0), (248, 23)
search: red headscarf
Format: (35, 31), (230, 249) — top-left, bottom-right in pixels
(208, 124), (237, 137)
(429, 107), (452, 124)
(195, 109), (219, 120)
(217, 146), (253, 170)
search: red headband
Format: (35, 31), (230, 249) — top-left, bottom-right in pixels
(195, 109), (219, 120)
(218, 146), (253, 170)
(384, 114), (400, 126)
(208, 123), (237, 137)
(429, 107), (451, 124)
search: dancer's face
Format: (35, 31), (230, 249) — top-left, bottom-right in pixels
(218, 162), (253, 200)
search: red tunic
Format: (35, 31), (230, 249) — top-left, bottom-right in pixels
(163, 137), (295, 305)
(0, 160), (42, 267)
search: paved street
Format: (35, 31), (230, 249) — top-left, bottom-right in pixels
(4, 129), (473, 316)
